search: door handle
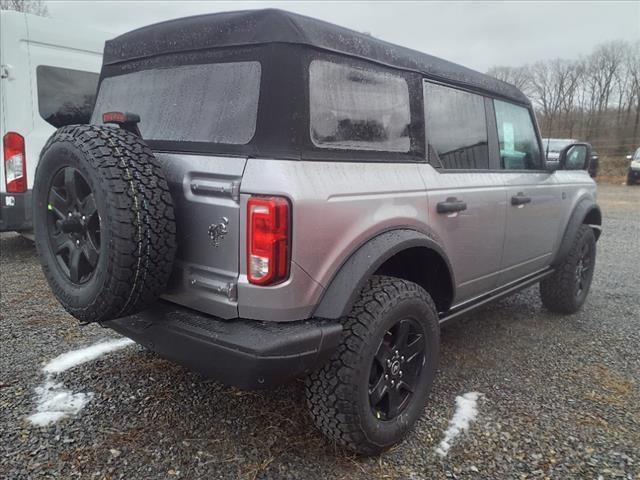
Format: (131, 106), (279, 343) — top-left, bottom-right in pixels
(511, 193), (532, 206)
(437, 197), (467, 214)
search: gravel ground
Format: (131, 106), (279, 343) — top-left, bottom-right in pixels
(1, 183), (638, 480)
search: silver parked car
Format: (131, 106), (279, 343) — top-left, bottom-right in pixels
(32, 10), (601, 455)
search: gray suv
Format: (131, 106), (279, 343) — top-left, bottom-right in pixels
(32, 10), (601, 455)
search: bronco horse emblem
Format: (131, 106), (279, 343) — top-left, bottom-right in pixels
(208, 217), (229, 247)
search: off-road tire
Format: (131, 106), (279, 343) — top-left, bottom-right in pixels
(305, 275), (439, 455)
(33, 124), (176, 323)
(540, 224), (596, 314)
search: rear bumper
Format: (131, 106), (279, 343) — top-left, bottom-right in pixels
(106, 302), (343, 389)
(0, 190), (33, 232)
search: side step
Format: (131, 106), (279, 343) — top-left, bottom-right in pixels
(439, 268), (554, 323)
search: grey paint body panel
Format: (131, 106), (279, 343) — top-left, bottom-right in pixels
(419, 166), (506, 303)
(151, 154), (597, 323)
(157, 152), (245, 319)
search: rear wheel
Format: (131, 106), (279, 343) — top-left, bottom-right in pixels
(540, 225), (596, 314)
(305, 275), (439, 455)
(33, 124), (176, 323)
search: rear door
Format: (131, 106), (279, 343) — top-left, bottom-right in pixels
(420, 81), (507, 304)
(156, 154), (245, 319)
(91, 60), (262, 318)
(492, 99), (563, 284)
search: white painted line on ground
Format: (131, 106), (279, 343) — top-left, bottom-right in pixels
(435, 392), (483, 457)
(28, 338), (134, 426)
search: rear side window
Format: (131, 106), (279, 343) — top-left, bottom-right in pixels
(423, 82), (489, 170)
(92, 62), (261, 145)
(37, 66), (99, 128)
(309, 60), (410, 152)
(494, 100), (542, 170)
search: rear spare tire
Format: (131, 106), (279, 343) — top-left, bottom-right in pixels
(33, 124), (176, 323)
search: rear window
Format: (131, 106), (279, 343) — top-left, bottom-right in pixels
(37, 66), (99, 128)
(309, 60), (411, 153)
(424, 82), (489, 170)
(92, 62), (261, 145)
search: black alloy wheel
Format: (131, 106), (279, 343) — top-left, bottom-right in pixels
(574, 241), (592, 299)
(540, 224), (596, 314)
(305, 275), (440, 455)
(369, 317), (426, 421)
(46, 166), (100, 284)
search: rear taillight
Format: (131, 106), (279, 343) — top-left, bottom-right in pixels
(3, 132), (26, 193)
(247, 196), (290, 285)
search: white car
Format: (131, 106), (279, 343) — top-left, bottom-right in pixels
(627, 147), (640, 185)
(0, 10), (110, 233)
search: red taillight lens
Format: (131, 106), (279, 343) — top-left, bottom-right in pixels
(247, 196), (290, 286)
(3, 132), (26, 193)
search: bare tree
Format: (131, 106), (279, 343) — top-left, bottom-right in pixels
(624, 41), (640, 141)
(0, 0), (49, 17)
(486, 65), (531, 93)
(583, 41), (626, 137)
(487, 39), (640, 174)
(527, 59), (579, 135)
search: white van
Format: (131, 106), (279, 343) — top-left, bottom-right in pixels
(0, 10), (110, 233)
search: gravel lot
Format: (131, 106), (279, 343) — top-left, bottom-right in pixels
(1, 183), (638, 480)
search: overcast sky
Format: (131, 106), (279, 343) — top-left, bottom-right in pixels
(47, 1), (640, 72)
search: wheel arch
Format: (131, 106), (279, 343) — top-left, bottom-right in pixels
(312, 229), (455, 319)
(552, 197), (601, 266)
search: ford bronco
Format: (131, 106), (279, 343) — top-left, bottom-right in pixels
(32, 10), (601, 454)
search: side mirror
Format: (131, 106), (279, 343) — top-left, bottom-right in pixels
(545, 159), (560, 172)
(559, 143), (590, 171)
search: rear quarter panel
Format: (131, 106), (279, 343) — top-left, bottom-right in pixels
(239, 159), (434, 320)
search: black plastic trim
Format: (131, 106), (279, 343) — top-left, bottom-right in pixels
(440, 268), (554, 323)
(552, 197), (601, 266)
(105, 302), (343, 389)
(0, 190), (33, 232)
(313, 229), (455, 319)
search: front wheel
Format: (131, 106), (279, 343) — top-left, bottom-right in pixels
(540, 224), (596, 314)
(305, 275), (439, 455)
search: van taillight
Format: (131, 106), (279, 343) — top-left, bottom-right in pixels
(247, 196), (290, 286)
(3, 132), (26, 193)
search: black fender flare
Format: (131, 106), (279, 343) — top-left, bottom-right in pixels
(312, 229), (455, 319)
(552, 197), (601, 266)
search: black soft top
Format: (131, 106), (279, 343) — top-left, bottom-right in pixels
(103, 8), (529, 105)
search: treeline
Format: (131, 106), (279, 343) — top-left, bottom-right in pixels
(488, 40), (639, 166)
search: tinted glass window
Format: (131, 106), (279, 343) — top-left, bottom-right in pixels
(494, 100), (542, 170)
(92, 62), (261, 144)
(37, 66), (99, 128)
(424, 82), (489, 169)
(309, 60), (410, 152)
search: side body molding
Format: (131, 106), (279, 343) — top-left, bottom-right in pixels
(552, 197), (602, 266)
(313, 229), (455, 319)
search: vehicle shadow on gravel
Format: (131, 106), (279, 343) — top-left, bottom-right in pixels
(4, 230), (637, 479)
(64, 289), (566, 477)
